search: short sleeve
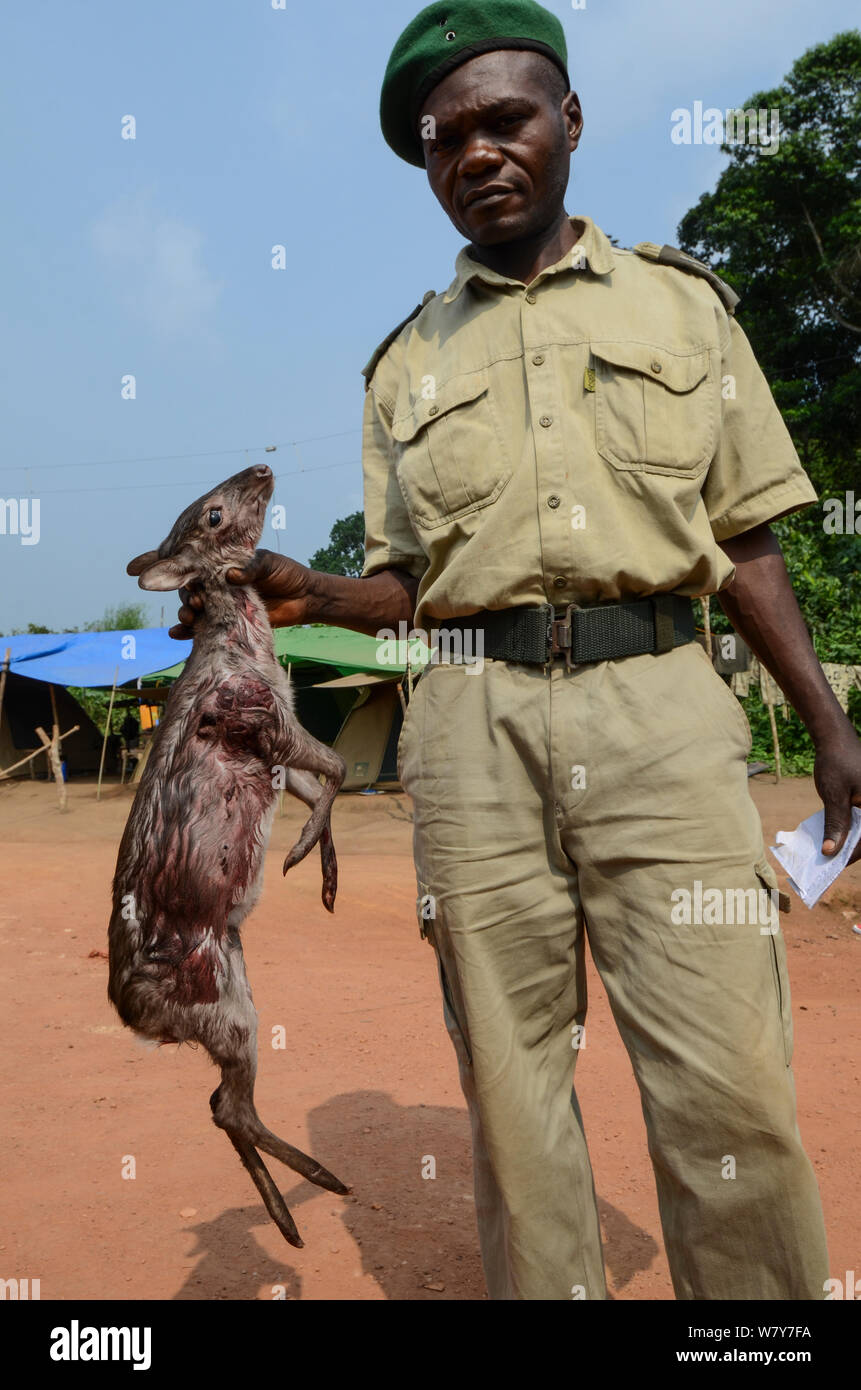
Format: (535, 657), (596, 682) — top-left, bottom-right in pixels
(703, 318), (818, 542)
(360, 381), (428, 581)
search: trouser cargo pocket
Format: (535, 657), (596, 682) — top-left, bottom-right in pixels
(756, 856), (794, 1067)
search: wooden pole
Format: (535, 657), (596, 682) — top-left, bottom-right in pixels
(49, 684), (64, 807)
(97, 666), (120, 802)
(766, 696), (782, 783)
(702, 595), (712, 663)
(0, 647), (10, 734)
(0, 725), (79, 780)
(279, 664), (293, 816)
(36, 724), (67, 811)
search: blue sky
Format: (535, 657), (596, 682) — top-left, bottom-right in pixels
(0, 0), (854, 633)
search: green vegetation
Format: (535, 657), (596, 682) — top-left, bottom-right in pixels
(307, 512), (365, 578)
(684, 31), (861, 771)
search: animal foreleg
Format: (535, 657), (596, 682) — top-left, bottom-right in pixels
(280, 766), (339, 911)
(272, 732), (345, 911)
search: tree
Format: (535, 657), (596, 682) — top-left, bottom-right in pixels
(678, 30), (861, 494)
(308, 512), (366, 577)
(678, 32), (861, 769)
(84, 603), (149, 632)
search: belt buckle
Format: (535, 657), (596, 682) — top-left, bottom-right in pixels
(548, 603), (577, 671)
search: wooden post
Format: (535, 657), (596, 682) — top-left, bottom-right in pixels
(49, 684), (62, 800)
(36, 724), (67, 811)
(0, 726), (78, 780)
(97, 666), (120, 802)
(702, 595), (712, 663)
(766, 695), (782, 783)
(0, 647), (10, 735)
(279, 664), (293, 816)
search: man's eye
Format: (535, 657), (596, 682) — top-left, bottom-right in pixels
(497, 114), (524, 129)
(208, 509), (222, 527)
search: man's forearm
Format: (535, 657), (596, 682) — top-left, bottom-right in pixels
(717, 523), (849, 747)
(300, 566), (418, 637)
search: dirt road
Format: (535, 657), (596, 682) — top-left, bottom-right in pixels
(0, 776), (857, 1300)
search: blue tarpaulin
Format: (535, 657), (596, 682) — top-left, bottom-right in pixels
(0, 626), (431, 689)
(0, 630), (182, 688)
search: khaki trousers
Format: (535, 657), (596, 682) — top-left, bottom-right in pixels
(398, 641), (829, 1300)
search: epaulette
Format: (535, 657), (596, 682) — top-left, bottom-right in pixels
(633, 242), (740, 314)
(361, 289), (436, 389)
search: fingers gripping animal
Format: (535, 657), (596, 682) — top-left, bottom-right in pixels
(108, 465), (348, 1248)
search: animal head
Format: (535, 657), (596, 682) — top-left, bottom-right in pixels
(127, 465), (275, 591)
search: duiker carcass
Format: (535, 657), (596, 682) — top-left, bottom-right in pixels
(109, 464), (348, 1247)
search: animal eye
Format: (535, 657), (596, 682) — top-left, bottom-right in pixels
(208, 509), (222, 528)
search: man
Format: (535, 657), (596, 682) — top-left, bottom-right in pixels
(120, 710), (140, 750)
(175, 1), (860, 1299)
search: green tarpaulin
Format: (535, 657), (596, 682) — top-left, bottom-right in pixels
(142, 624), (430, 684)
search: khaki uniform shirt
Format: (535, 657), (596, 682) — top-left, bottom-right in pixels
(360, 215), (817, 633)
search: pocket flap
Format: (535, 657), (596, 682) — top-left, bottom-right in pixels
(755, 856), (791, 914)
(591, 341), (710, 393)
(392, 371), (489, 441)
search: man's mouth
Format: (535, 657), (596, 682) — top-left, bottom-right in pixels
(462, 185), (517, 210)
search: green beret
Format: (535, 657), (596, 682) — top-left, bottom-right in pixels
(381, 0), (570, 167)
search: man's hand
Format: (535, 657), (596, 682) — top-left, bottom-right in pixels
(168, 547), (419, 641)
(813, 726), (861, 863)
(169, 550), (312, 640)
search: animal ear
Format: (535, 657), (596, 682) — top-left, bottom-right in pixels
(126, 549), (160, 577)
(135, 554), (199, 592)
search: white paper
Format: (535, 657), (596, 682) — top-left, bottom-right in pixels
(770, 807), (861, 909)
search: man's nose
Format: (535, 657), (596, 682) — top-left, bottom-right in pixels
(458, 138), (504, 175)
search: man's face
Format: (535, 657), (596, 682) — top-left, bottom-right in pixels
(420, 49), (582, 246)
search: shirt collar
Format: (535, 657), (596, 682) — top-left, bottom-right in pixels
(442, 215), (616, 303)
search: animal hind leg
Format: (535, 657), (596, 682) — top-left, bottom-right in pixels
(206, 939), (350, 1247)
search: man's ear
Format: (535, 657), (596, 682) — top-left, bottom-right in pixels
(564, 91), (583, 152)
(133, 553), (199, 592)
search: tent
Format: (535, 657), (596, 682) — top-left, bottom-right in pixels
(139, 626), (429, 790)
(0, 625), (430, 790)
(0, 672), (103, 777)
(313, 671), (405, 791)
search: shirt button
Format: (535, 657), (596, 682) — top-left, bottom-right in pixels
(428, 404), (439, 415)
(532, 353), (545, 365)
(539, 415), (553, 428)
(651, 360), (662, 373)
(525, 291), (537, 304)
(547, 494), (561, 509)
(552, 576), (566, 589)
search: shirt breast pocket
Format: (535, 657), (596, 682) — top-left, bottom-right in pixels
(391, 370), (512, 529)
(591, 340), (717, 476)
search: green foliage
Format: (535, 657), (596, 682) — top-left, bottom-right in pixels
(84, 603), (149, 632)
(701, 510), (861, 773)
(11, 603), (149, 636)
(68, 686), (114, 732)
(678, 30), (861, 496)
(682, 32), (861, 774)
(772, 511), (861, 664)
(744, 689), (817, 777)
(308, 511), (366, 578)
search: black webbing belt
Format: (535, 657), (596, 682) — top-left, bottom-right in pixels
(437, 595), (695, 669)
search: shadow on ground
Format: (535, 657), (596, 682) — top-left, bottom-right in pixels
(171, 1089), (659, 1300)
